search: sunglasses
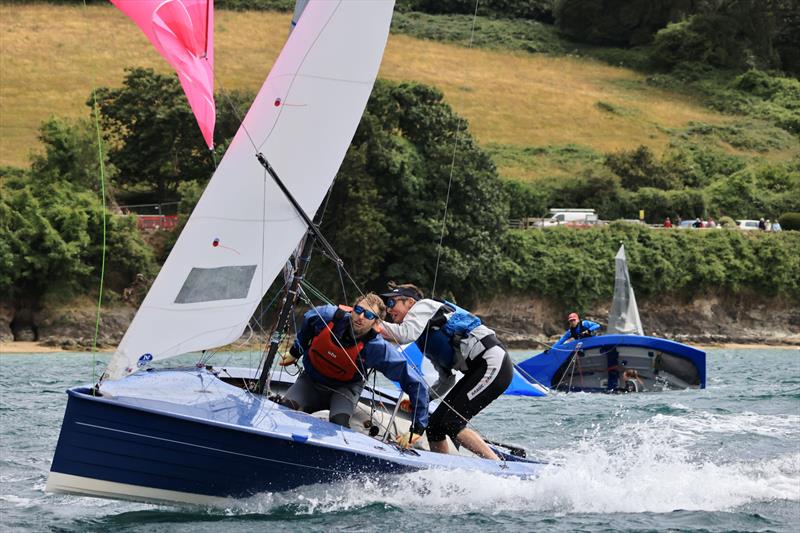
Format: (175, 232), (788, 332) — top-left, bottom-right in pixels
(386, 297), (408, 309)
(353, 305), (379, 321)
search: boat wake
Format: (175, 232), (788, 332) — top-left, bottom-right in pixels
(224, 413), (800, 516)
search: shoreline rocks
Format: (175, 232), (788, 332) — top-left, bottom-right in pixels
(1, 293), (798, 351)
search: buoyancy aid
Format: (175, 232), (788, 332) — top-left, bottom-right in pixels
(307, 320), (364, 382)
(570, 321), (595, 340)
(415, 300), (481, 371)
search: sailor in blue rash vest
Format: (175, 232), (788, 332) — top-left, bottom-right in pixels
(279, 293), (429, 448)
(379, 284), (513, 460)
(553, 312), (601, 348)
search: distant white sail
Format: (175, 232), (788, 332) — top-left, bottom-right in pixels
(290, 0), (310, 33)
(105, 1), (395, 380)
(607, 244), (644, 335)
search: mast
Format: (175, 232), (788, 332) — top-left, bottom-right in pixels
(253, 153), (342, 394)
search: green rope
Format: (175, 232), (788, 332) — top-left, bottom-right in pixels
(84, 0), (107, 389)
(300, 279), (334, 306)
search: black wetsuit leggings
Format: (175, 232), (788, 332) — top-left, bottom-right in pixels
(426, 347), (514, 443)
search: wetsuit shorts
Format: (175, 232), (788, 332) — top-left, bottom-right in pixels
(426, 344), (513, 443)
(281, 372), (364, 427)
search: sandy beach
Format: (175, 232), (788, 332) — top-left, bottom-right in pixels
(0, 342), (114, 354)
(1, 340), (797, 355)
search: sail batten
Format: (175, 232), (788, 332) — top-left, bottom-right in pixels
(105, 1), (396, 381)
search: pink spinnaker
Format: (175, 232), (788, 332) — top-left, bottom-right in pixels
(111, 0), (216, 148)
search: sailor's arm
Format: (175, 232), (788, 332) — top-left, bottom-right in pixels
(380, 299), (440, 344)
(584, 320), (601, 333)
(363, 340), (429, 432)
(552, 329), (572, 349)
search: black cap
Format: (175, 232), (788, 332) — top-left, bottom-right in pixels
(380, 287), (422, 301)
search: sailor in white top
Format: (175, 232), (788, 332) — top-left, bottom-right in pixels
(379, 284), (513, 460)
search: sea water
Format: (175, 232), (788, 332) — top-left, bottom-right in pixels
(1, 348), (798, 532)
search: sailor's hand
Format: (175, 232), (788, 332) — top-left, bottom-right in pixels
(396, 431), (422, 449)
(399, 397), (412, 413)
(279, 353), (298, 367)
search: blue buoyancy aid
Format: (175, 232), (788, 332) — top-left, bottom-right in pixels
(414, 300), (482, 371)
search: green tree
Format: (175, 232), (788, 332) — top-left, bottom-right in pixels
(312, 81), (510, 304)
(94, 68), (252, 203)
(0, 118), (155, 303)
(554, 0), (695, 46)
(604, 145), (680, 191)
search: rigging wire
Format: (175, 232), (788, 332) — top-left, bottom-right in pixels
(83, 0), (108, 390)
(430, 0), (482, 299)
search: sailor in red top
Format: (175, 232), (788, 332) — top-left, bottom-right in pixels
(279, 293), (428, 447)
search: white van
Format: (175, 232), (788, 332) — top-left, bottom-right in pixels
(736, 219), (761, 231)
(542, 208), (599, 227)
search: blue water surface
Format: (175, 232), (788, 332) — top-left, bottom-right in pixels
(1, 348), (798, 532)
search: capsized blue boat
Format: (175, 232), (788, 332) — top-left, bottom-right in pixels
(516, 334), (706, 393)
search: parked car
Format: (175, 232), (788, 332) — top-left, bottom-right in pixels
(541, 208), (599, 227)
(736, 219), (761, 231)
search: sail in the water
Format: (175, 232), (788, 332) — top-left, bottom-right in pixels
(105, 1), (396, 380)
(607, 244), (644, 335)
(111, 0), (216, 148)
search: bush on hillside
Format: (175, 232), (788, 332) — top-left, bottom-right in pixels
(391, 12), (563, 53)
(554, 0), (684, 46)
(718, 216), (736, 228)
(626, 187), (706, 223)
(604, 145), (680, 190)
(650, 4), (798, 74)
(397, 0), (554, 21)
(504, 181), (549, 219)
(778, 212), (800, 231)
(704, 160), (800, 219)
(0, 120), (155, 302)
(499, 224), (800, 310)
(547, 167), (627, 220)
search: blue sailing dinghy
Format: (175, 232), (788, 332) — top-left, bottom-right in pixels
(47, 1), (544, 506)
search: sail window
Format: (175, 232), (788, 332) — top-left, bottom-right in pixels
(174, 265), (257, 303)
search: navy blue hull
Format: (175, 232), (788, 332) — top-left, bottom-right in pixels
(51, 390), (409, 498)
(48, 369), (543, 503)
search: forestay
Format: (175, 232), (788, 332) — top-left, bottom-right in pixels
(607, 244), (644, 335)
(105, 1), (395, 380)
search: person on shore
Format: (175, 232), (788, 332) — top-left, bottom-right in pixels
(553, 313), (601, 348)
(692, 217), (703, 228)
(758, 218), (766, 230)
(379, 284), (512, 460)
(279, 293), (428, 449)
(664, 217), (673, 228)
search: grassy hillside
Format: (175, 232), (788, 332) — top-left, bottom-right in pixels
(5, 3), (793, 181)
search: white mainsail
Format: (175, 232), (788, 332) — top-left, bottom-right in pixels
(607, 244), (644, 335)
(105, 1), (395, 380)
